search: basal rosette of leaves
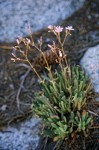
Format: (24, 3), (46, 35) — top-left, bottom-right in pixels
(32, 66), (93, 141)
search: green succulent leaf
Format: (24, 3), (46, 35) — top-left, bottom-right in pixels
(32, 65), (93, 141)
(86, 117), (92, 125)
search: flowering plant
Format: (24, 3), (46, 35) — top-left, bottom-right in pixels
(11, 25), (93, 148)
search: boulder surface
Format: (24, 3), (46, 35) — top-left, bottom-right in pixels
(80, 45), (99, 93)
(0, 117), (41, 150)
(0, 0), (85, 42)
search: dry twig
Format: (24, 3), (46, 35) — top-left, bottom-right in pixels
(16, 64), (31, 111)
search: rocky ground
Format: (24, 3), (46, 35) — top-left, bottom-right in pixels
(0, 0), (99, 150)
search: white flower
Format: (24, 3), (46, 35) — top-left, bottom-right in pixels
(26, 38), (31, 44)
(11, 58), (15, 62)
(65, 26), (74, 31)
(48, 44), (52, 49)
(55, 26), (63, 33)
(59, 50), (62, 57)
(48, 25), (53, 29)
(16, 39), (20, 44)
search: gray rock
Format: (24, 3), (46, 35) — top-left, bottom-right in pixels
(80, 45), (99, 93)
(0, 117), (41, 150)
(0, 0), (85, 42)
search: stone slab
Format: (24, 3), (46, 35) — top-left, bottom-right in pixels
(0, 0), (85, 42)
